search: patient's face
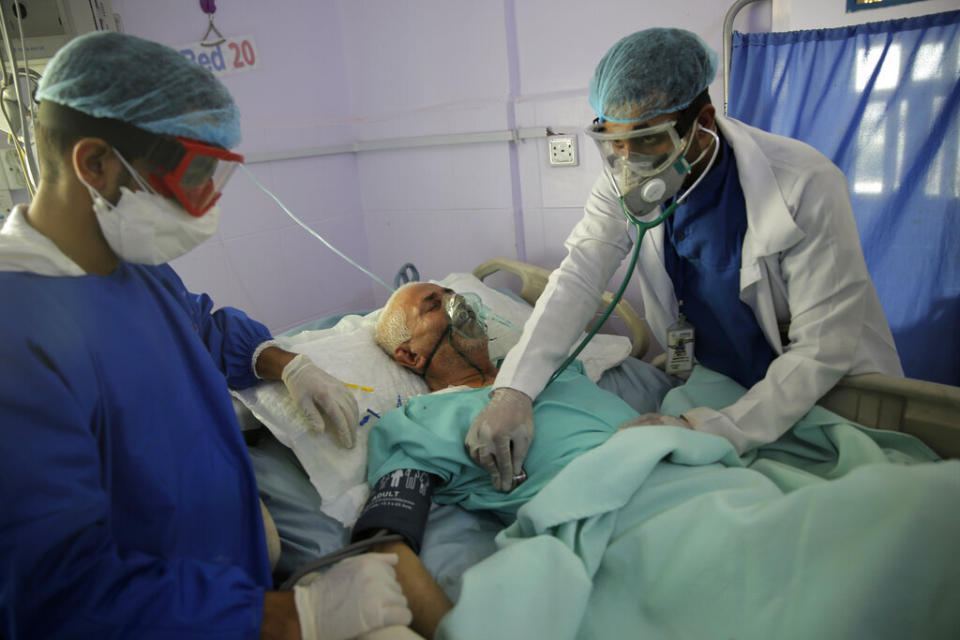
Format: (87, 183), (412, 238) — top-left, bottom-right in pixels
(395, 283), (489, 362)
(397, 283), (457, 344)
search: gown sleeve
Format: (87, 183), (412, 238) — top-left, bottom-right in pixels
(494, 173), (633, 399)
(0, 326), (266, 639)
(685, 162), (888, 453)
(154, 265), (273, 389)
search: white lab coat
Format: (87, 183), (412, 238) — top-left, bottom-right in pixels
(496, 116), (903, 454)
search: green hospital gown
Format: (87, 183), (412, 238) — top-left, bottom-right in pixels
(366, 362), (638, 524)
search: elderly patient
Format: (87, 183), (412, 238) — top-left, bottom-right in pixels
(352, 282), (642, 636)
(351, 282), (960, 640)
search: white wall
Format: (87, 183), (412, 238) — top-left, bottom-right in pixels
(112, 0), (377, 333)
(102, 0), (771, 337)
(338, 0), (770, 338)
(340, 0), (951, 342)
(103, 0), (953, 339)
(337, 1), (516, 301)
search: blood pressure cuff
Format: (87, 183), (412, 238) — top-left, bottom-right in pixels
(351, 469), (439, 554)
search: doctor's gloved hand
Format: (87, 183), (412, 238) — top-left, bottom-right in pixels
(293, 553), (412, 640)
(618, 412), (692, 430)
(281, 353), (359, 449)
(466, 387), (534, 492)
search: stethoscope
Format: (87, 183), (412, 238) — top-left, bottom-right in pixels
(546, 126), (720, 386)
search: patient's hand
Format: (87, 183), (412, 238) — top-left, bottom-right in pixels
(618, 413), (692, 430)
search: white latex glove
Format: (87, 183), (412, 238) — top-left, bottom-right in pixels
(281, 353), (359, 448)
(355, 626), (426, 640)
(293, 553), (411, 640)
(618, 412), (693, 430)
(465, 387), (534, 492)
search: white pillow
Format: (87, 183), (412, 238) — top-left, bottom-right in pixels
(232, 313), (428, 524)
(233, 272), (631, 526)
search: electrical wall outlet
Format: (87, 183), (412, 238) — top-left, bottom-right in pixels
(547, 135), (578, 166)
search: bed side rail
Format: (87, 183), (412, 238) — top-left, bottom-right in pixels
(819, 373), (960, 460)
(473, 257), (650, 359)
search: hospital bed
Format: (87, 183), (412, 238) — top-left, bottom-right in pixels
(235, 258), (960, 638)
(474, 257), (960, 460)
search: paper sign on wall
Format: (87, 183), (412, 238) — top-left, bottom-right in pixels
(178, 35), (260, 76)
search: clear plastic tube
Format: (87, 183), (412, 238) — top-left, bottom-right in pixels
(240, 164), (395, 293)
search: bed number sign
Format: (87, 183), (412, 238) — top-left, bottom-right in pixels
(179, 35), (260, 77)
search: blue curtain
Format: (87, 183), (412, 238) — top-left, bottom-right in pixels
(730, 10), (960, 386)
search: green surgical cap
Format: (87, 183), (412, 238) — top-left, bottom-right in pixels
(589, 28), (717, 124)
(36, 31), (241, 149)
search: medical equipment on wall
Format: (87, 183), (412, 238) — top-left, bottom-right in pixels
(198, 0), (226, 47)
(0, 0), (117, 196)
(547, 124), (720, 385)
(0, 12), (40, 195)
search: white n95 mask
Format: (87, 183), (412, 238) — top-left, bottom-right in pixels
(82, 152), (220, 265)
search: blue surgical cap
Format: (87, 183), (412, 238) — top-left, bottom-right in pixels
(589, 28), (717, 124)
(36, 31), (241, 149)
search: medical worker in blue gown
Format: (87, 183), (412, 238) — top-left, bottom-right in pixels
(0, 32), (415, 640)
(467, 28), (905, 491)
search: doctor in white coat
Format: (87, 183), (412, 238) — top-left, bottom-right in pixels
(466, 27), (903, 491)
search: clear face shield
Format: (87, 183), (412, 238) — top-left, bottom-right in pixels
(585, 119), (694, 219)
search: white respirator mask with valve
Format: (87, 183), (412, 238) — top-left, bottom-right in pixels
(586, 118), (717, 220)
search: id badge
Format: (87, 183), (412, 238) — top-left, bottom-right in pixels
(665, 314), (695, 376)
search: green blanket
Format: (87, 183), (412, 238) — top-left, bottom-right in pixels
(433, 367), (959, 639)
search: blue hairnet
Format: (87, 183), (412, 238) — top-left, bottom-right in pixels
(36, 31), (241, 149)
(589, 28), (717, 124)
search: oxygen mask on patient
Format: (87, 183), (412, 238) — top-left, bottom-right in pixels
(445, 292), (519, 344)
(419, 293), (496, 384)
(444, 293), (486, 340)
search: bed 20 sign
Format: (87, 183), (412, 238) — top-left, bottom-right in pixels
(179, 35), (260, 77)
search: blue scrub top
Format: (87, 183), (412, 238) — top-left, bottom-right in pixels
(0, 262), (273, 639)
(663, 134), (776, 389)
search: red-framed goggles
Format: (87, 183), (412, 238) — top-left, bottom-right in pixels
(144, 136), (244, 217)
